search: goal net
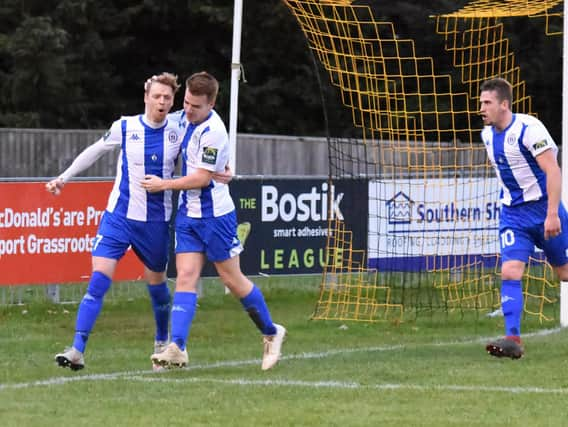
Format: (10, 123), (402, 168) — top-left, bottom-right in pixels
(281, 0), (563, 322)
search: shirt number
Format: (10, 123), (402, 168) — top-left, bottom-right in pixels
(500, 229), (515, 248)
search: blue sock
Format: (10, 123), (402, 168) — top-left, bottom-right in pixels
(72, 271), (112, 353)
(170, 292), (197, 351)
(240, 285), (277, 336)
(501, 279), (523, 337)
(147, 282), (171, 342)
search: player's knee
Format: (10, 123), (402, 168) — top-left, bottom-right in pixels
(86, 271), (112, 299)
(501, 271), (523, 281)
(221, 274), (252, 296)
(145, 269), (166, 284)
(175, 267), (200, 291)
(501, 262), (524, 280)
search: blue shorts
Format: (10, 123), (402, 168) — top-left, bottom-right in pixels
(93, 211), (170, 272)
(175, 210), (243, 262)
(500, 200), (568, 266)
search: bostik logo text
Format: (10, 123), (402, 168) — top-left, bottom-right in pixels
(261, 183), (344, 222)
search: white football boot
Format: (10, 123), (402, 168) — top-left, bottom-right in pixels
(151, 342), (188, 369)
(261, 324), (287, 370)
(55, 347), (85, 371)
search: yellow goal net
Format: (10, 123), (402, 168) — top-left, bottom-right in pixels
(281, 0), (562, 322)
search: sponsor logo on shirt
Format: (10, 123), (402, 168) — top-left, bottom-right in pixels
(202, 147), (218, 165)
(130, 133), (141, 141)
(532, 139), (548, 150)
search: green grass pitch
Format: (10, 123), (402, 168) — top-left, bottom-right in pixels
(1, 275), (568, 426)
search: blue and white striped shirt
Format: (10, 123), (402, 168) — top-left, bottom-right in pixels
(177, 110), (235, 218)
(481, 113), (557, 207)
(104, 114), (183, 221)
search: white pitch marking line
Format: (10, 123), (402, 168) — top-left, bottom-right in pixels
(126, 376), (568, 395)
(0, 327), (565, 392)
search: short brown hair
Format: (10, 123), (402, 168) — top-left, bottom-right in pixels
(480, 78), (512, 108)
(144, 72), (181, 94)
(185, 71), (219, 103)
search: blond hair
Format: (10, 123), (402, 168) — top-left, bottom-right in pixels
(144, 72), (181, 94)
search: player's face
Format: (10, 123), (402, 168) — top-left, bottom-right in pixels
(479, 90), (508, 129)
(183, 90), (214, 125)
(144, 82), (175, 123)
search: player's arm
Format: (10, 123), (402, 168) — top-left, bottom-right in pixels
(142, 168), (213, 193)
(45, 127), (119, 195)
(212, 164), (233, 184)
(536, 149), (562, 239)
(143, 129), (229, 193)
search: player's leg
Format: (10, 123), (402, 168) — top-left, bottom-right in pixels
(74, 256), (117, 349)
(500, 260), (525, 338)
(145, 270), (170, 344)
(485, 257), (526, 359)
(540, 203), (568, 328)
(540, 201), (568, 281)
(151, 215), (204, 368)
(151, 252), (204, 368)
(144, 268), (170, 371)
(214, 255), (274, 332)
(55, 256), (117, 370)
(55, 212), (128, 370)
(171, 252), (204, 347)
(215, 256), (286, 370)
(210, 211), (286, 370)
(130, 220), (172, 356)
(486, 205), (534, 358)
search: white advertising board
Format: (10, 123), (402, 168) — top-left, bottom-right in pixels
(368, 178), (501, 271)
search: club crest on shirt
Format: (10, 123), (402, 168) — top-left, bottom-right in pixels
(202, 147), (218, 165)
(168, 130), (178, 144)
(506, 134), (517, 145)
(532, 139), (548, 150)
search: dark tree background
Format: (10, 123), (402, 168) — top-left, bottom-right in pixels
(0, 0), (562, 142)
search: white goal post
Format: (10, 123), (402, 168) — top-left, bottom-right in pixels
(562, 0), (568, 327)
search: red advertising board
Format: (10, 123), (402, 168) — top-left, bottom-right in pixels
(0, 181), (143, 285)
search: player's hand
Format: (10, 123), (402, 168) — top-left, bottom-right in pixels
(544, 214), (561, 240)
(46, 178), (64, 195)
(213, 165), (233, 184)
(141, 175), (165, 193)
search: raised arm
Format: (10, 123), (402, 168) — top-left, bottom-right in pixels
(45, 136), (116, 195)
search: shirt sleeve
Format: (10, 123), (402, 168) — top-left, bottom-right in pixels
(59, 121), (122, 182)
(196, 127), (229, 173)
(523, 120), (556, 158)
